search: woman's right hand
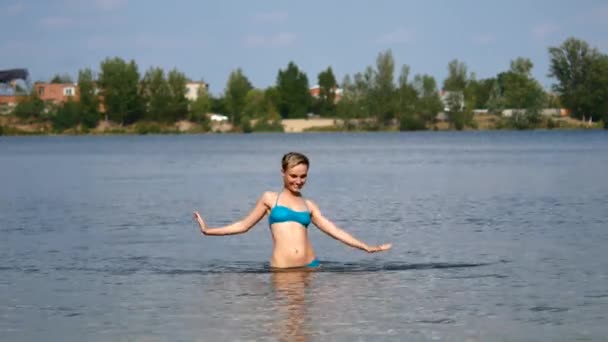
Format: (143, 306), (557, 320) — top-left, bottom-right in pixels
(365, 243), (392, 253)
(193, 211), (207, 235)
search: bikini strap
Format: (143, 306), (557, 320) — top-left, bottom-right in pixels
(274, 191), (282, 206)
(301, 196), (310, 212)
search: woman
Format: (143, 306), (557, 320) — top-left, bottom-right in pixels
(193, 152), (392, 269)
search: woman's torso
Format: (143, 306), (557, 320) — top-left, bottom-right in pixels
(267, 191), (316, 268)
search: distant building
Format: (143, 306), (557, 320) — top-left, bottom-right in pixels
(440, 89), (464, 112)
(501, 108), (570, 117)
(186, 81), (209, 101)
(209, 113), (228, 122)
(2, 80), (213, 116)
(309, 85), (343, 103)
(0, 95), (25, 114)
(34, 82), (79, 104)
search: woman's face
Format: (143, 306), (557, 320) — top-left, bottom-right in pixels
(282, 163), (308, 193)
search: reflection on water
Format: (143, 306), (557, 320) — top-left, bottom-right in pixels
(271, 270), (314, 342)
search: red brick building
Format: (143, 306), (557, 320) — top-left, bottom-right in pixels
(34, 82), (79, 103)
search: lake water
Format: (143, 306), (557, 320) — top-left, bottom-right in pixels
(1, 131), (607, 341)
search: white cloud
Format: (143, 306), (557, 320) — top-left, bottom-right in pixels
(252, 10), (288, 24)
(3, 2), (25, 16)
(94, 0), (127, 11)
(376, 28), (415, 45)
(39, 16), (74, 30)
(532, 23), (559, 40)
(244, 32), (296, 47)
(86, 33), (191, 51)
(471, 33), (496, 45)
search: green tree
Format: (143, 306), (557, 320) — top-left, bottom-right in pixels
(76, 68), (100, 128)
(395, 65), (420, 130)
(210, 96), (227, 116)
(315, 66), (338, 116)
(263, 86), (281, 118)
(50, 73), (73, 84)
(370, 50), (396, 126)
(510, 57), (533, 76)
(413, 74), (443, 124)
(98, 57), (143, 124)
(494, 58), (546, 129)
(548, 37), (604, 121)
(443, 59), (473, 129)
(587, 55), (608, 127)
(500, 63), (546, 110)
(243, 88), (266, 119)
(52, 98), (80, 131)
(276, 62), (311, 118)
(224, 68), (253, 127)
(335, 75), (358, 129)
(443, 59), (468, 91)
(12, 89), (45, 120)
(140, 67), (170, 121)
(467, 78), (496, 109)
(167, 69), (189, 122)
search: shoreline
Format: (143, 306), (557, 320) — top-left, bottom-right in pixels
(0, 115), (602, 136)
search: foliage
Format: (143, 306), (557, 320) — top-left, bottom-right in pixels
(508, 109), (541, 130)
(12, 90), (45, 119)
(98, 57), (143, 124)
(50, 73), (73, 84)
(224, 68), (253, 126)
(135, 121), (162, 134)
(166, 69), (189, 122)
(467, 78), (496, 109)
(7, 36), (608, 134)
(51, 99), (81, 131)
(251, 118), (284, 132)
(370, 50), (397, 126)
(276, 62), (311, 118)
(242, 88), (266, 119)
(586, 55), (608, 127)
(210, 96), (227, 116)
(443, 59), (475, 129)
(490, 57), (546, 129)
(443, 59), (469, 91)
(413, 74), (443, 124)
(189, 85), (211, 131)
(77, 68), (100, 128)
(548, 37), (608, 123)
(140, 67), (170, 122)
(313, 66), (338, 117)
(394, 65), (417, 130)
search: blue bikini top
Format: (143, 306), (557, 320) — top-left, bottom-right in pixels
(268, 192), (311, 228)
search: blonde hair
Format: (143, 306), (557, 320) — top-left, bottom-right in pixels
(281, 152), (309, 171)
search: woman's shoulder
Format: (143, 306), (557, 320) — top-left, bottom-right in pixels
(304, 197), (319, 210)
(260, 191), (279, 205)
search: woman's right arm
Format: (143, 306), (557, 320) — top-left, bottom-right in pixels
(193, 192), (272, 236)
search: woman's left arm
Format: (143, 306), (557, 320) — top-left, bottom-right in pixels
(308, 200), (392, 253)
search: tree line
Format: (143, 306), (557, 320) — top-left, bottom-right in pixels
(10, 37), (608, 132)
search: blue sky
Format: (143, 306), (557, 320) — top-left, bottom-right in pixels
(2, 0), (607, 95)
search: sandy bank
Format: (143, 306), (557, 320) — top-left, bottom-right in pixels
(280, 118), (339, 132)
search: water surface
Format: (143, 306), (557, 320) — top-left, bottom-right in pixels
(1, 131), (607, 341)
